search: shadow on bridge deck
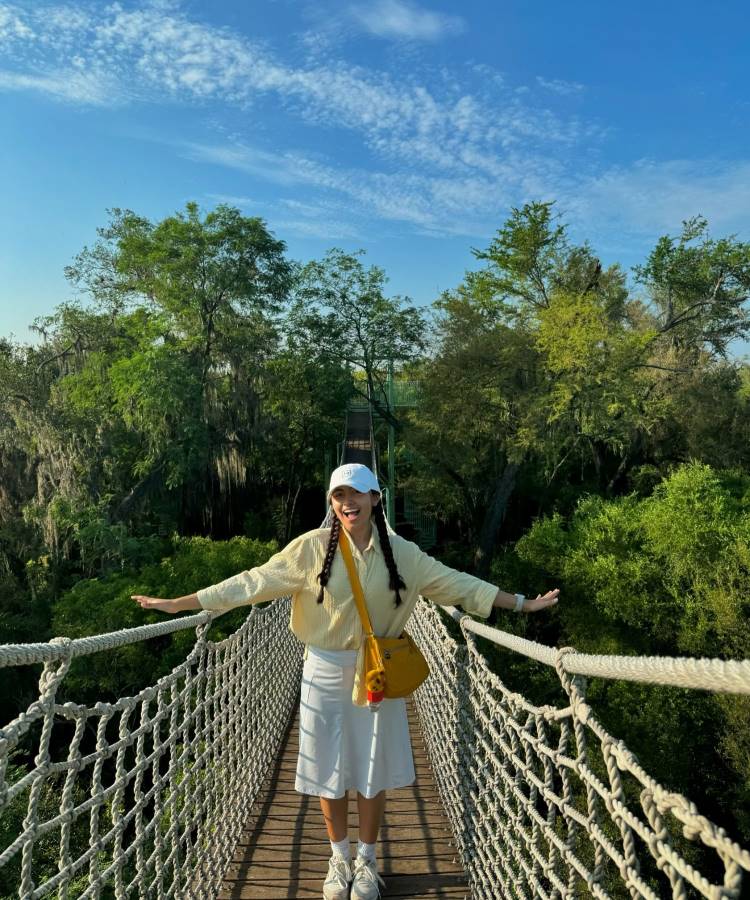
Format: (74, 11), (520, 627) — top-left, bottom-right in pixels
(217, 699), (469, 899)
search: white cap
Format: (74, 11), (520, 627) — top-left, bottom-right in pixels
(327, 463), (381, 500)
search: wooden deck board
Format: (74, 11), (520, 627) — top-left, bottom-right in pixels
(216, 698), (468, 899)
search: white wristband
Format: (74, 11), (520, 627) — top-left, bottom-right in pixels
(514, 593), (526, 613)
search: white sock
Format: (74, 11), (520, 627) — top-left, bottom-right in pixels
(330, 836), (351, 862)
(357, 839), (377, 863)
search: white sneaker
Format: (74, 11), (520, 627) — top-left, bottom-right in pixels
(323, 854), (353, 900)
(350, 855), (386, 900)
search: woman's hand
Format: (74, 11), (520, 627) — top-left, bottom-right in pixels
(524, 588), (560, 613)
(131, 595), (182, 615)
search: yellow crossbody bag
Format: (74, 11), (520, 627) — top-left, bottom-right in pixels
(338, 528), (429, 703)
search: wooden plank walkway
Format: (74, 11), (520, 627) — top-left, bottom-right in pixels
(217, 697), (470, 899)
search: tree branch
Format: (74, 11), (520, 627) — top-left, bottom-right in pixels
(35, 343), (77, 372)
(631, 363), (693, 374)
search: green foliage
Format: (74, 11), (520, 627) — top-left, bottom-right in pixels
(258, 349), (350, 542)
(289, 248), (426, 422)
(0, 753), (147, 899)
(67, 202), (293, 322)
(633, 216), (750, 358)
(0, 736), (218, 900)
(110, 346), (210, 488)
(534, 289), (656, 450)
(50, 533), (278, 704)
(5, 202), (297, 578)
(513, 461), (750, 656)
(470, 200), (570, 309)
(404, 201), (638, 577)
(509, 460), (750, 838)
(29, 494), (167, 577)
(0, 570), (51, 726)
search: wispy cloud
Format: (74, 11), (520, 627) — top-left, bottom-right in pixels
(184, 139), (517, 236)
(184, 143), (306, 186)
(0, 1), (591, 161)
(192, 136), (750, 247)
(536, 75), (585, 96)
(0, 5), (32, 39)
(206, 193), (263, 208)
(0, 0), (602, 237)
(349, 0), (465, 42)
(206, 191), (364, 240)
(269, 218), (363, 240)
(3, 2), (746, 250)
(0, 64), (118, 104)
(563, 158), (750, 249)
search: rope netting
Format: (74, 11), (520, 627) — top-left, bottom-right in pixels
(0, 599), (303, 899)
(409, 602), (750, 900)
(2, 589), (750, 899)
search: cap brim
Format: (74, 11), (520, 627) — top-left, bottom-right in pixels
(326, 483), (381, 499)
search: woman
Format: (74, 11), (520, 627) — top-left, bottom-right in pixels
(132, 463), (560, 900)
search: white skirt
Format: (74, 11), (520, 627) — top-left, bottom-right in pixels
(295, 645), (416, 799)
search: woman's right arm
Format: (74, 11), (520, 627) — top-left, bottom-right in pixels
(131, 533), (311, 615)
(131, 593), (201, 614)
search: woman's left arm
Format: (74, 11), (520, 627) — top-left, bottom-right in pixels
(411, 541), (560, 618)
(492, 587), (560, 613)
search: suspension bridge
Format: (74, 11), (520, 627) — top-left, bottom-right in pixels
(2, 593), (750, 898)
(2, 388), (750, 898)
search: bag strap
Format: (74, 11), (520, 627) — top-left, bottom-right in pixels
(337, 528), (387, 701)
(337, 528), (375, 639)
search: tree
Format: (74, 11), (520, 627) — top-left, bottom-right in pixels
(407, 206), (750, 577)
(469, 200), (625, 318)
(59, 203), (294, 534)
(65, 202), (292, 372)
(288, 249), (426, 427)
(405, 203), (633, 577)
(513, 460), (750, 840)
(259, 349), (351, 542)
(633, 216), (750, 360)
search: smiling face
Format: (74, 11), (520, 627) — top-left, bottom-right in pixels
(329, 485), (380, 534)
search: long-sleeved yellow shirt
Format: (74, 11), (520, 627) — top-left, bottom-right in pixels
(197, 525), (498, 704)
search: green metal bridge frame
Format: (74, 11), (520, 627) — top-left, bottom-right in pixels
(324, 365), (435, 548)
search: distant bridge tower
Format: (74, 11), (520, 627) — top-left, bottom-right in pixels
(327, 364), (435, 548)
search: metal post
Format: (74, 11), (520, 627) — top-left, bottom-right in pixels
(387, 359), (396, 525)
(324, 449), (331, 513)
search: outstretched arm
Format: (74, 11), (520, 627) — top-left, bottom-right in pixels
(131, 593), (201, 614)
(492, 587), (560, 613)
(412, 541), (560, 618)
(131, 533), (310, 615)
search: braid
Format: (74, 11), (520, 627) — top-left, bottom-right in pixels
(372, 501), (406, 607)
(316, 515), (341, 603)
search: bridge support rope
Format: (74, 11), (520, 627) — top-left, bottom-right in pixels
(1, 597), (749, 897)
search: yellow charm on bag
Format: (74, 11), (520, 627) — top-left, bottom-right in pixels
(338, 528), (429, 705)
(363, 638), (386, 703)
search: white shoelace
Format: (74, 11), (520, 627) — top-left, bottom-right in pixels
(325, 855), (352, 888)
(354, 857), (386, 890)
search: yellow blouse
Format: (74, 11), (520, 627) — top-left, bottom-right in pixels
(197, 525), (497, 704)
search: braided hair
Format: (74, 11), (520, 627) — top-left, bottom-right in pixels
(372, 499), (406, 607)
(316, 514), (341, 604)
(316, 496), (406, 607)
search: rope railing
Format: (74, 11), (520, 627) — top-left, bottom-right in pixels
(2, 593), (749, 898)
(446, 609), (750, 695)
(0, 614), (217, 668)
(0, 599), (303, 899)
(409, 602), (750, 900)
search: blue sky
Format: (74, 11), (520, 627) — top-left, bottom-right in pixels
(1, 0), (749, 357)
